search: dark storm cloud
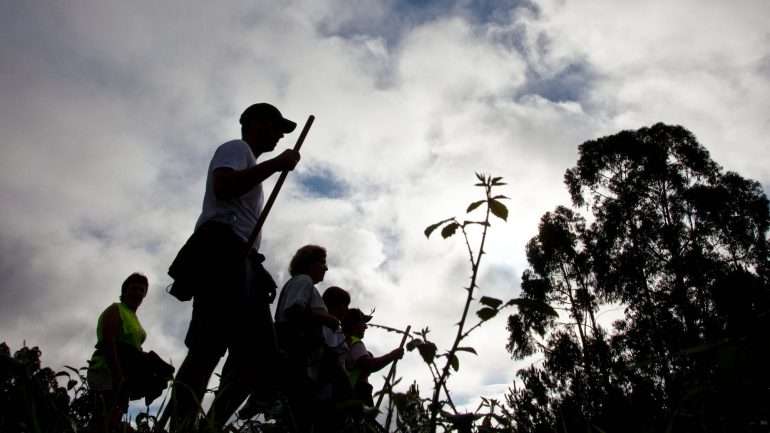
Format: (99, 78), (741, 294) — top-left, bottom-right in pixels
(0, 234), (44, 325)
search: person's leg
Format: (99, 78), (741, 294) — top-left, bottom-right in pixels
(166, 301), (226, 431)
(108, 389), (130, 432)
(163, 222), (243, 430)
(88, 390), (112, 433)
(286, 368), (317, 433)
(205, 352), (253, 427)
(167, 348), (223, 431)
(207, 300), (279, 427)
(206, 248), (281, 427)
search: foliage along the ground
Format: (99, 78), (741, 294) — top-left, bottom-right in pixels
(1, 342), (92, 433)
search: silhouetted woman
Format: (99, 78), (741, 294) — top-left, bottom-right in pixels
(87, 272), (148, 431)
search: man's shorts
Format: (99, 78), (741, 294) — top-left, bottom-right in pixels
(183, 222), (274, 360)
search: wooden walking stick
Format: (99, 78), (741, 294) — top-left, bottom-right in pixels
(375, 325), (411, 411)
(245, 114), (315, 252)
(249, 115), (314, 433)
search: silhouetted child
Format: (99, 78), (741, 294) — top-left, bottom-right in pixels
(342, 308), (404, 406)
(320, 286), (353, 403)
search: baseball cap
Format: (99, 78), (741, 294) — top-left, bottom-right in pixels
(239, 103), (297, 133)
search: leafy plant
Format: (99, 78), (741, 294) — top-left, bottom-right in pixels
(0, 342), (93, 433)
(410, 173), (555, 433)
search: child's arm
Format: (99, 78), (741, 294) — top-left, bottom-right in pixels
(356, 347), (404, 374)
(311, 307), (340, 330)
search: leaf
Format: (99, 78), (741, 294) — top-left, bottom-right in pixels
(507, 298), (558, 317)
(449, 353), (459, 371)
(424, 218), (453, 238)
(466, 200), (486, 213)
(488, 199), (508, 221)
(55, 371), (71, 379)
(491, 194), (509, 200)
(456, 347), (478, 355)
(441, 222), (460, 239)
(417, 341), (437, 364)
(476, 307), (498, 321)
(67, 379), (77, 390)
(406, 339), (424, 351)
(475, 172), (485, 183)
(479, 296), (503, 309)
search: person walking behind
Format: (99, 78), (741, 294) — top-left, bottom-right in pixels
(87, 273), (162, 432)
(274, 245), (340, 432)
(166, 103), (301, 431)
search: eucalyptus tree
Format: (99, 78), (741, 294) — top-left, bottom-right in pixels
(508, 123), (770, 432)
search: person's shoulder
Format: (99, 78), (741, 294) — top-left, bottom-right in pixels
(349, 339), (369, 359)
(217, 139), (249, 153)
(287, 274), (313, 287)
(101, 303), (122, 321)
(211, 140), (250, 169)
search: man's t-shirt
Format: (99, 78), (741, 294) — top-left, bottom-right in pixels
(196, 139), (264, 250)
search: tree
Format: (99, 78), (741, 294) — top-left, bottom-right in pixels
(508, 123), (770, 432)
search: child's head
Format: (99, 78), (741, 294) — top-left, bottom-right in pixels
(322, 286), (350, 320)
(342, 308), (372, 338)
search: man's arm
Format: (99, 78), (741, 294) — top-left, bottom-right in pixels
(213, 149), (299, 200)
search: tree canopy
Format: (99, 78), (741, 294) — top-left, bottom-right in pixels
(507, 123), (770, 432)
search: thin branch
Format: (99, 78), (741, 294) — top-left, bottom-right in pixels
(429, 181), (494, 433)
(369, 322), (413, 337)
(460, 225), (476, 269)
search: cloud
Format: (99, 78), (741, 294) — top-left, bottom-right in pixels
(2, 0), (769, 421)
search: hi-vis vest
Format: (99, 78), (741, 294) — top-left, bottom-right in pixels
(89, 302), (146, 372)
(347, 336), (364, 385)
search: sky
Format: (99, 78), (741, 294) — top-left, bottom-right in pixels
(2, 0), (769, 422)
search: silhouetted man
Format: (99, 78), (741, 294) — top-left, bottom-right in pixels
(167, 103), (300, 431)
